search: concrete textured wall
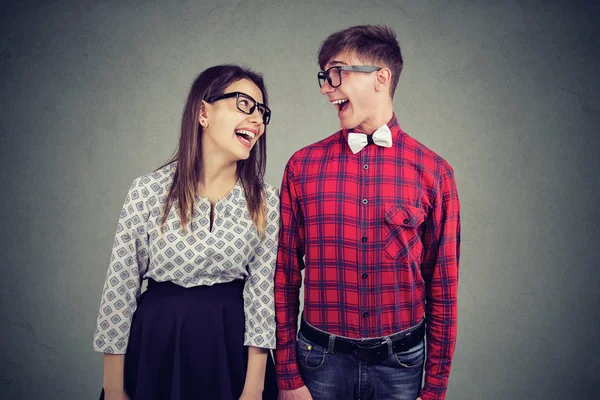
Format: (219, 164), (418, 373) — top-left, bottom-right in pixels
(1, 0), (598, 398)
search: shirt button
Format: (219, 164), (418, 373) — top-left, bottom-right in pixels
(363, 312), (369, 317)
(362, 199), (368, 205)
(362, 273), (368, 279)
(403, 218), (410, 224)
(361, 237), (368, 242)
(363, 164), (368, 170)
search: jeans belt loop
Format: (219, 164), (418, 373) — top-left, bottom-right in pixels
(327, 333), (336, 354)
(384, 336), (394, 357)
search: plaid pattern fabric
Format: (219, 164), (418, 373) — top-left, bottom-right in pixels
(274, 115), (460, 400)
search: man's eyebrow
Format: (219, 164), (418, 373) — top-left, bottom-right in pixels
(328, 60), (348, 66)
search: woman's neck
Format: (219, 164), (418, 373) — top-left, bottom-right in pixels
(197, 154), (238, 203)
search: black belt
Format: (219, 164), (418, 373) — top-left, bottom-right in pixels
(299, 319), (425, 362)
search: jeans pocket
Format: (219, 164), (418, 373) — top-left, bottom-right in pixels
(296, 331), (327, 370)
(392, 340), (425, 369)
(383, 204), (425, 261)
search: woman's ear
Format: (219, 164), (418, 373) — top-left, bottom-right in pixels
(198, 101), (209, 128)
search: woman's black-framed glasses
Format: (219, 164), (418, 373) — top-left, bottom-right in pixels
(317, 65), (382, 88)
(206, 91), (271, 125)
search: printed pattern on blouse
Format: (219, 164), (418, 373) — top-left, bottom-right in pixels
(93, 163), (279, 353)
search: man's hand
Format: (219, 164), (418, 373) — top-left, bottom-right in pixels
(278, 385), (313, 400)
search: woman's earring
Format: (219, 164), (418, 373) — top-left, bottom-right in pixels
(200, 119), (209, 129)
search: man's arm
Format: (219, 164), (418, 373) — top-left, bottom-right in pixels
(419, 166), (461, 400)
(274, 159), (307, 391)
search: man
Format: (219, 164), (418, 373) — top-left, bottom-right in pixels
(275, 25), (460, 400)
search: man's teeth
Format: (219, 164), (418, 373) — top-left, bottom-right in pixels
(235, 130), (256, 140)
(331, 99), (348, 105)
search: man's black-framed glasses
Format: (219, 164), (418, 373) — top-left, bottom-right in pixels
(206, 91), (271, 125)
(318, 65), (382, 88)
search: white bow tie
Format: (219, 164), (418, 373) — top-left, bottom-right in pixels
(347, 124), (393, 154)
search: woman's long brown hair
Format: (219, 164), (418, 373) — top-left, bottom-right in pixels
(160, 65), (269, 235)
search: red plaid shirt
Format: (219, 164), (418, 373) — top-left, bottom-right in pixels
(274, 114), (461, 400)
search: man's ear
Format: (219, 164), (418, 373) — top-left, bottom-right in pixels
(375, 68), (392, 93)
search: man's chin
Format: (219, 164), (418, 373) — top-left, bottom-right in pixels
(338, 110), (362, 130)
(339, 120), (357, 130)
(337, 115), (353, 129)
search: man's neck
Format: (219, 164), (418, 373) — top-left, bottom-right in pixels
(355, 104), (394, 134)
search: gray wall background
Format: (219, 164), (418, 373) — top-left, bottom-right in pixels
(1, 0), (599, 399)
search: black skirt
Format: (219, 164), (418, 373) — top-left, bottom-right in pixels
(100, 279), (278, 400)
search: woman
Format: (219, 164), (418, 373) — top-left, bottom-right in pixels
(93, 65), (279, 400)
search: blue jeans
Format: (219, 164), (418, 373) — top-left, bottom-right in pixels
(296, 323), (424, 400)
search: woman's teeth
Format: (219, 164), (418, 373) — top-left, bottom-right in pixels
(235, 130), (255, 140)
(235, 130), (255, 145)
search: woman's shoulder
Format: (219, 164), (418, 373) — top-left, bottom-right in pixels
(129, 162), (177, 196)
(261, 182), (280, 212)
(262, 182), (280, 199)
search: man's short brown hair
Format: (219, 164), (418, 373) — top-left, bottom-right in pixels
(318, 25), (403, 98)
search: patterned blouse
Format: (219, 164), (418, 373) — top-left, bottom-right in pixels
(93, 163), (280, 353)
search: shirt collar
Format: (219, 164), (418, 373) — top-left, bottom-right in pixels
(195, 179), (243, 207)
(225, 179), (243, 206)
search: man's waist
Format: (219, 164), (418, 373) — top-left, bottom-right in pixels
(300, 306), (426, 338)
(299, 317), (425, 362)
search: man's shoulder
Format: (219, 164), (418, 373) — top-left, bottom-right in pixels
(401, 132), (455, 177)
(287, 130), (342, 164)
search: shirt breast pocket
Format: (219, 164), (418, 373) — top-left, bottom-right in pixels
(383, 204), (425, 261)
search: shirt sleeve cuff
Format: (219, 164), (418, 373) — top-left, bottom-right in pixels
(419, 379), (448, 400)
(93, 335), (128, 354)
(276, 369), (305, 391)
(244, 330), (276, 350)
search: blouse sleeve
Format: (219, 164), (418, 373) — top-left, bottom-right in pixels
(93, 177), (150, 354)
(242, 186), (280, 349)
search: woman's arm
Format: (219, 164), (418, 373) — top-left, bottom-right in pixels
(240, 346), (269, 398)
(103, 354), (129, 399)
(95, 178), (151, 398)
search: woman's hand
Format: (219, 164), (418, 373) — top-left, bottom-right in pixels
(103, 389), (130, 400)
(239, 386), (263, 400)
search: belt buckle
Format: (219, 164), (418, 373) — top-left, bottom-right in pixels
(351, 341), (387, 361)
